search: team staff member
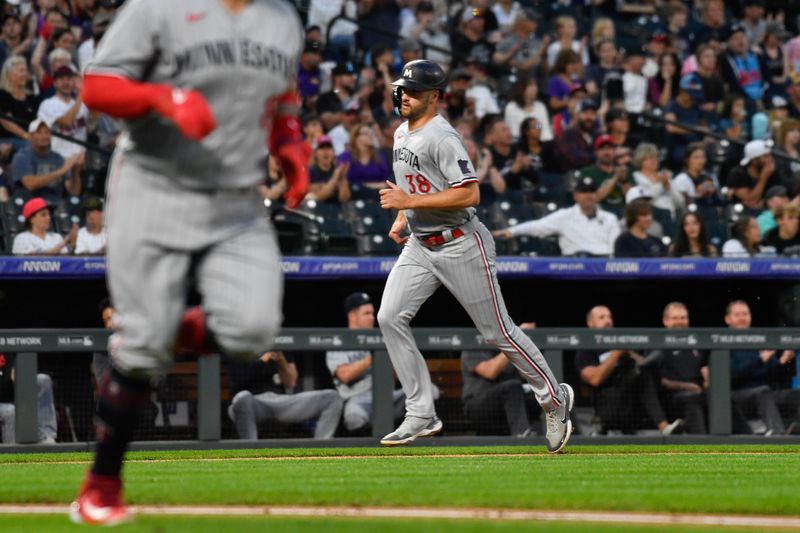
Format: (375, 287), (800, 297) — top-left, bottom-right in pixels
(377, 60), (574, 452)
(70, 0), (310, 525)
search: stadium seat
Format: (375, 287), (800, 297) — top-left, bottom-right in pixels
(356, 234), (400, 256)
(516, 235), (560, 257)
(705, 219), (730, 249)
(532, 172), (569, 206)
(651, 206), (675, 240)
(725, 203), (762, 222)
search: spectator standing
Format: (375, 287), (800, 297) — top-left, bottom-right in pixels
(493, 177), (620, 257)
(555, 97), (599, 172)
(726, 139), (781, 209)
(74, 196), (106, 255)
(762, 204), (800, 255)
(402, 1), (451, 65)
(492, 10), (547, 85)
(11, 119), (80, 204)
(37, 65), (90, 161)
(450, 9), (494, 70)
(12, 197), (76, 255)
(585, 39), (622, 98)
(631, 142), (685, 217)
(575, 305), (683, 435)
(504, 77), (553, 142)
(663, 78), (704, 168)
(326, 292), (405, 432)
(622, 50), (648, 116)
(740, 0), (767, 51)
(668, 211), (719, 257)
(614, 198), (667, 257)
(545, 15), (588, 67)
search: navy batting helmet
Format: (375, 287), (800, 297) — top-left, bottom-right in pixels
(391, 60), (447, 114)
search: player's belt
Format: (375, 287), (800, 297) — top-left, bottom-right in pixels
(417, 228), (465, 247)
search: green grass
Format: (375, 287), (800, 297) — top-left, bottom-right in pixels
(0, 445), (799, 516)
(0, 516), (769, 533)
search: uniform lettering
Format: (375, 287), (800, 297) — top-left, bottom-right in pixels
(393, 147), (420, 171)
(171, 40), (293, 77)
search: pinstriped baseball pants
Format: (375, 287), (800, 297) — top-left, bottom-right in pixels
(105, 159), (284, 378)
(377, 220), (564, 419)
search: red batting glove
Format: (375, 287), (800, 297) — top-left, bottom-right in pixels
(153, 87), (216, 141)
(267, 92), (310, 209)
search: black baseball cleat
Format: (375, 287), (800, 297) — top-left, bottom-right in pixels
(545, 383), (574, 454)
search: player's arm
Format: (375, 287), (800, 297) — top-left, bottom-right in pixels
(493, 210), (562, 239)
(19, 154), (79, 191)
(388, 209), (409, 245)
(334, 354), (372, 384)
(380, 180), (479, 210)
(580, 350), (626, 388)
(261, 351), (298, 391)
(472, 352), (510, 380)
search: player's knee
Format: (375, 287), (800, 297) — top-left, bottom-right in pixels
(344, 404), (369, 431)
(377, 306), (410, 331)
(215, 314), (281, 359)
(36, 373), (52, 392)
(230, 390), (254, 416)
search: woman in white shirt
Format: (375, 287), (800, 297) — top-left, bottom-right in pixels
(503, 77), (553, 141)
(74, 197), (107, 255)
(12, 197), (76, 255)
(546, 15), (589, 67)
(722, 216), (773, 257)
(631, 142), (685, 218)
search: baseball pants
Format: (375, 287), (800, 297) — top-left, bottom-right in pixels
(343, 389), (406, 431)
(0, 374), (57, 443)
(105, 160), (283, 378)
(378, 220), (564, 418)
(228, 389), (343, 439)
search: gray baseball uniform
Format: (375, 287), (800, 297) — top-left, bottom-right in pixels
(87, 0), (303, 376)
(378, 114), (566, 418)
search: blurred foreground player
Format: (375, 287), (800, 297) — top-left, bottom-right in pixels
(70, 0), (309, 525)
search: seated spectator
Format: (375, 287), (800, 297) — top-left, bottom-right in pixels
(679, 44), (726, 121)
(554, 97), (599, 172)
(326, 292), (404, 432)
(504, 77), (552, 142)
(302, 112), (325, 149)
(756, 185), (792, 237)
(773, 119), (800, 193)
(672, 142), (720, 205)
(545, 15), (588, 67)
(227, 351), (343, 440)
(576, 305), (683, 435)
(663, 79), (704, 168)
(464, 137), (505, 206)
(758, 23), (791, 104)
(484, 115), (535, 190)
(719, 25), (763, 110)
(297, 40), (323, 104)
(402, 1), (451, 65)
(463, 59), (501, 120)
(649, 53), (681, 109)
(516, 117), (558, 175)
(622, 50), (648, 116)
(604, 108), (638, 150)
(585, 39), (622, 98)
(338, 123), (390, 194)
(74, 197), (106, 255)
(722, 216), (769, 257)
(450, 9), (495, 70)
(725, 300), (799, 435)
(0, 352), (57, 444)
(691, 0), (729, 50)
(643, 302), (708, 434)
(492, 10), (546, 89)
(547, 49), (583, 116)
(669, 212), (719, 257)
(762, 204), (800, 256)
(552, 84), (588, 137)
(0, 56), (40, 158)
(12, 197), (76, 255)
(718, 93), (749, 142)
(259, 155), (287, 201)
(614, 197), (666, 257)
(308, 136), (351, 204)
(0, 15), (33, 68)
(461, 325), (539, 437)
(576, 134), (630, 214)
(493, 177), (620, 257)
(631, 142), (685, 217)
(10, 119), (81, 204)
(727, 140), (782, 209)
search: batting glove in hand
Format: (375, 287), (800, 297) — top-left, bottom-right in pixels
(154, 87), (216, 141)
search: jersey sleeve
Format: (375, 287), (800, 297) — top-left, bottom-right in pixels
(85, 0), (161, 80)
(435, 134), (477, 188)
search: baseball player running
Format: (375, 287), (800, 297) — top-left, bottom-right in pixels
(377, 60), (574, 451)
(70, 0), (309, 525)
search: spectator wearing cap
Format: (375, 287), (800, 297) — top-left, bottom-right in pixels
(758, 23), (791, 103)
(308, 135), (351, 204)
(11, 118), (81, 204)
(555, 97), (599, 172)
(672, 142), (720, 206)
(492, 9), (546, 86)
(0, 55), (40, 158)
(37, 64), (91, 162)
(719, 25), (763, 108)
(622, 50), (648, 115)
(316, 61), (357, 118)
(576, 134), (629, 214)
(74, 196), (106, 255)
(756, 185), (792, 236)
(504, 77), (552, 142)
(77, 11), (112, 71)
(762, 203), (800, 256)
(401, 1), (451, 65)
(450, 8), (495, 70)
(297, 40), (324, 102)
(493, 177), (621, 257)
(547, 49), (583, 115)
(326, 292), (405, 432)
(12, 197), (76, 255)
(545, 15), (588, 68)
(631, 142), (684, 218)
(614, 197), (667, 258)
(727, 139), (781, 209)
(482, 115), (532, 190)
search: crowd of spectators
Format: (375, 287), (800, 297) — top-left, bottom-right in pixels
(0, 1), (798, 257)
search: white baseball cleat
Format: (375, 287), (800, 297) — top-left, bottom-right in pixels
(380, 415), (443, 446)
(545, 383), (574, 454)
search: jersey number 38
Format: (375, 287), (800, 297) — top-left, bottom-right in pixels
(404, 173), (431, 194)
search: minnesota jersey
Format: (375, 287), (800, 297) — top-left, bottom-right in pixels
(392, 114), (477, 234)
(87, 0), (303, 189)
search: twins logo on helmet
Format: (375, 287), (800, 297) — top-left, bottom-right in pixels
(391, 60), (447, 115)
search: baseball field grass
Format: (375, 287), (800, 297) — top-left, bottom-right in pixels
(1, 444), (799, 531)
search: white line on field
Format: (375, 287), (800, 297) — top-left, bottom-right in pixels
(1, 504), (799, 529)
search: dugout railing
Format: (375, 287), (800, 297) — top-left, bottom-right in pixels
(3, 327), (800, 444)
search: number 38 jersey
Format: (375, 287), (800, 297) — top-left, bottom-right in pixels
(392, 114), (478, 235)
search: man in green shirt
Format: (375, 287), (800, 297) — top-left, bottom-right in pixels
(576, 135), (631, 215)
